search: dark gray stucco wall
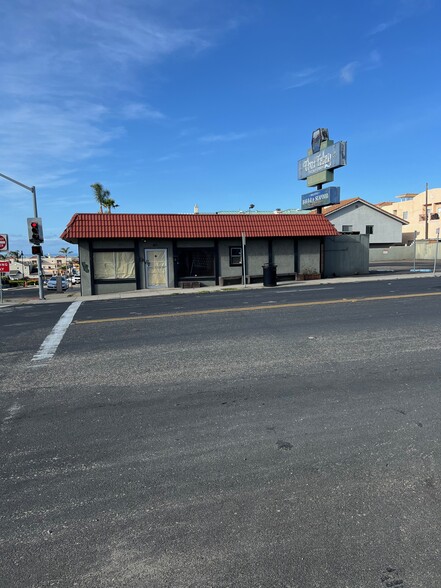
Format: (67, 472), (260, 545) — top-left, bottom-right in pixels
(297, 239), (321, 274)
(272, 239), (295, 274)
(323, 234), (369, 277)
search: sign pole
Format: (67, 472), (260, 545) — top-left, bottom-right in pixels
(413, 231), (417, 271)
(242, 232), (247, 287)
(0, 172), (45, 300)
(31, 187), (45, 301)
(0, 262), (10, 304)
(433, 228), (440, 273)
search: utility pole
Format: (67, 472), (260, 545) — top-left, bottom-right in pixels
(0, 172), (45, 300)
(425, 182), (429, 240)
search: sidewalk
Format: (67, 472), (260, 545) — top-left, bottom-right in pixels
(2, 271), (440, 307)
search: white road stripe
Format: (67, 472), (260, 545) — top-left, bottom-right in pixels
(32, 301), (82, 362)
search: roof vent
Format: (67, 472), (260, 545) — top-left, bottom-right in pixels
(194, 204), (199, 215)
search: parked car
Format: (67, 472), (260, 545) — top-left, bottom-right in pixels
(46, 276), (69, 291)
(71, 274), (81, 285)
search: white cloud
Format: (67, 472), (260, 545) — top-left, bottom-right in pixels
(199, 132), (248, 143)
(340, 61), (360, 84)
(368, 16), (402, 36)
(156, 153), (181, 162)
(0, 1), (218, 188)
(368, 0), (432, 36)
(284, 67), (324, 89)
(122, 103), (166, 120)
(0, 102), (121, 181)
(66, 2), (211, 65)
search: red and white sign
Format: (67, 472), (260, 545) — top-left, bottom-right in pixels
(0, 261), (10, 273)
(0, 234), (8, 251)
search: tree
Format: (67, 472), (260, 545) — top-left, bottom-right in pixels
(90, 182), (110, 213)
(59, 247), (72, 273)
(8, 250), (21, 260)
(102, 197), (119, 214)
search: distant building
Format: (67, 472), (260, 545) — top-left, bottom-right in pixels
(377, 188), (441, 243)
(5, 260), (30, 279)
(39, 255), (79, 277)
(310, 197), (407, 247)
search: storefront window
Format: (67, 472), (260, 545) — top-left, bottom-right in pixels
(176, 248), (215, 278)
(93, 251), (135, 280)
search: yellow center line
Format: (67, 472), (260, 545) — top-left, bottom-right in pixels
(74, 291), (441, 325)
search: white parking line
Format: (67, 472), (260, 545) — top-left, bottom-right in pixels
(32, 301), (82, 363)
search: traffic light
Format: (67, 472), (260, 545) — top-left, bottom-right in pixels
(31, 245), (43, 255)
(27, 217), (44, 244)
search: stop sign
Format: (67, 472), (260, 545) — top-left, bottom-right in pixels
(0, 234), (8, 251)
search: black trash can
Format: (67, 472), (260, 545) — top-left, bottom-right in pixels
(262, 263), (277, 287)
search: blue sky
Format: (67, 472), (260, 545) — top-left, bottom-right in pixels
(1, 0), (440, 255)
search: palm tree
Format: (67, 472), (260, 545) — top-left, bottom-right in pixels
(8, 250), (21, 261)
(59, 247), (72, 274)
(102, 197), (119, 214)
(90, 183), (110, 213)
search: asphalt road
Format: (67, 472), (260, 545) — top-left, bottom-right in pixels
(0, 282), (81, 302)
(0, 257), (436, 303)
(1, 279), (440, 587)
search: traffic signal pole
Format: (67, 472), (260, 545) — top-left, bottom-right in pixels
(0, 172), (45, 300)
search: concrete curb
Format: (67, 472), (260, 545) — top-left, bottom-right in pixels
(1, 271), (440, 307)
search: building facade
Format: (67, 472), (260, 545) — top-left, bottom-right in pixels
(378, 187), (441, 243)
(313, 198), (407, 247)
(61, 213), (340, 296)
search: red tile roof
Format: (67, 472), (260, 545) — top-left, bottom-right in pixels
(61, 213), (339, 242)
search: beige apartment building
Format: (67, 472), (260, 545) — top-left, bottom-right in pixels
(378, 187), (441, 243)
(37, 255), (79, 277)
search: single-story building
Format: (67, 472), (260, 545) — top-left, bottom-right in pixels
(61, 213), (339, 296)
(311, 197), (408, 247)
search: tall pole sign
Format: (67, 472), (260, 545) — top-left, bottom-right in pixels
(298, 128), (347, 212)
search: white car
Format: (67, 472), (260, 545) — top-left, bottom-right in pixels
(46, 276), (69, 290)
(71, 274), (81, 285)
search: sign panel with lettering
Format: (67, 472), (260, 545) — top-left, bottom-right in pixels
(298, 141), (347, 180)
(301, 186), (341, 210)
